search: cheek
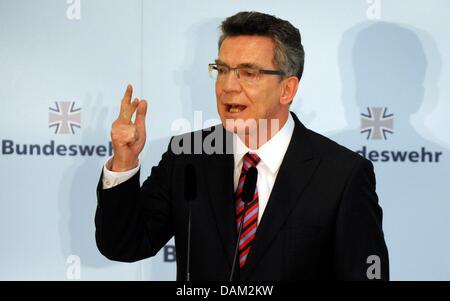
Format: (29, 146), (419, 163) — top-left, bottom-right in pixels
(249, 88), (278, 115)
(243, 87), (260, 106)
(215, 85), (223, 108)
(215, 83), (221, 99)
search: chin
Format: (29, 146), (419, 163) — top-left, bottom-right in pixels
(221, 117), (258, 136)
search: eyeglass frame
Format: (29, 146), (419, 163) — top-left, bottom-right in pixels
(208, 63), (286, 83)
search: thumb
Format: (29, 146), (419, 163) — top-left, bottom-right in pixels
(135, 99), (148, 132)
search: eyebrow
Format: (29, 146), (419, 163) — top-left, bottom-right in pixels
(214, 59), (261, 69)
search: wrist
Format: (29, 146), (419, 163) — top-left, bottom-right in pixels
(110, 156), (138, 172)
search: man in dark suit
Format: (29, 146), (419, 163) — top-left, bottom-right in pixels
(96, 11), (389, 280)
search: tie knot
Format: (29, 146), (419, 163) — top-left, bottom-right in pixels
(244, 152), (260, 167)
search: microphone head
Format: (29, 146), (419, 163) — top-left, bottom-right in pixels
(184, 164), (197, 201)
(242, 167), (258, 204)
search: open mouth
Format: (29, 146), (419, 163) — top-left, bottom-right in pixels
(225, 104), (247, 113)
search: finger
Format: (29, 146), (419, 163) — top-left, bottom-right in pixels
(135, 99), (148, 132)
(127, 98), (140, 120)
(119, 84), (133, 118)
(121, 98), (139, 124)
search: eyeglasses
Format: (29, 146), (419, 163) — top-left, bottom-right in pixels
(208, 63), (285, 85)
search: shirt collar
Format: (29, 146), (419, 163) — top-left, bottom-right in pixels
(233, 113), (295, 174)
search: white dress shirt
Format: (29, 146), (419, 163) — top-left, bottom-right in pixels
(232, 114), (294, 223)
(102, 114), (295, 223)
(102, 157), (140, 189)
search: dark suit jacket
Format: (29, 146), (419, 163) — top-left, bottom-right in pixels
(95, 112), (389, 280)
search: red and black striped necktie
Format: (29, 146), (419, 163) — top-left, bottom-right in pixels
(235, 152), (260, 268)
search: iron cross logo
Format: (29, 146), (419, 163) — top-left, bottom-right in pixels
(360, 107), (394, 140)
(48, 101), (81, 134)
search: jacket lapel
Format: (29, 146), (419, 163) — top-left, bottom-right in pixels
(240, 113), (321, 280)
(203, 126), (236, 269)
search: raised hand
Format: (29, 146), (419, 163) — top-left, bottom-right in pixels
(110, 84), (148, 172)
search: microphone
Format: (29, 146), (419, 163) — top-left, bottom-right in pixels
(184, 164), (197, 281)
(229, 166), (258, 281)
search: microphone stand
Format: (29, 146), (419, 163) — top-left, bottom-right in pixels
(186, 202), (192, 281)
(229, 202), (248, 281)
(184, 164), (196, 282)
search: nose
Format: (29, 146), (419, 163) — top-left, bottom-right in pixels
(221, 69), (242, 93)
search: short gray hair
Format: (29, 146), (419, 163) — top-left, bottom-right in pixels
(218, 11), (305, 80)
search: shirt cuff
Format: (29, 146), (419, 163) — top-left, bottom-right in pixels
(102, 156), (140, 189)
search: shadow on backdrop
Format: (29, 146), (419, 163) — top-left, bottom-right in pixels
(58, 92), (117, 269)
(329, 21), (450, 280)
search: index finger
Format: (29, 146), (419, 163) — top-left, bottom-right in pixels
(119, 84), (133, 118)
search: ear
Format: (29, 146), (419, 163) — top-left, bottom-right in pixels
(280, 76), (299, 105)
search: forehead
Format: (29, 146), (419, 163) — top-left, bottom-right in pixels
(218, 35), (276, 67)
